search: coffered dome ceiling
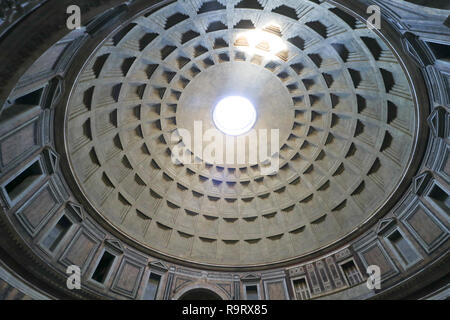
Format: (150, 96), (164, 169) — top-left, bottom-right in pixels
(65, 0), (418, 266)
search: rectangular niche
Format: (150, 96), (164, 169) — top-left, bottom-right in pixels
(142, 272), (162, 300)
(0, 90), (43, 153)
(14, 87), (44, 106)
(427, 41), (450, 62)
(41, 214), (73, 253)
(2, 157), (45, 207)
(244, 284), (260, 300)
(384, 228), (422, 269)
(0, 88), (43, 123)
(426, 181), (450, 216)
(90, 250), (116, 285)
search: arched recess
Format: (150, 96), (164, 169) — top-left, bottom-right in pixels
(179, 289), (222, 300)
(172, 283), (229, 300)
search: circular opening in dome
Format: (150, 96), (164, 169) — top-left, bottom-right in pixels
(213, 96), (257, 136)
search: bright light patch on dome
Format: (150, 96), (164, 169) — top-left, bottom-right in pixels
(235, 26), (287, 59)
(213, 96), (257, 136)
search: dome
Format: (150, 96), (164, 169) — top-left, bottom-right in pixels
(0, 0), (448, 301)
(66, 0), (417, 266)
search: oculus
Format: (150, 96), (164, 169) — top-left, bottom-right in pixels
(212, 96), (257, 136)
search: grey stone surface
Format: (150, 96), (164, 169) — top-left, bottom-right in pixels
(0, 0), (448, 300)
